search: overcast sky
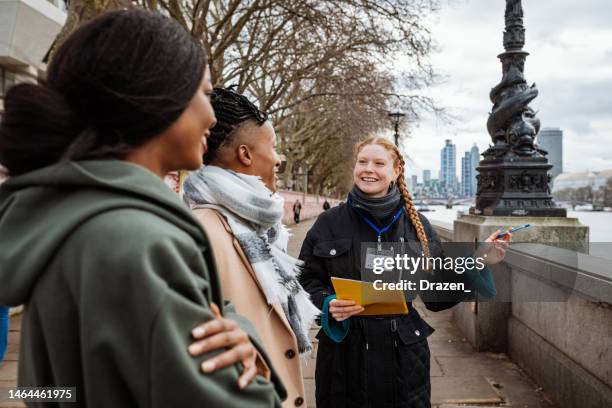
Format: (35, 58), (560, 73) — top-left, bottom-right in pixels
(396, 0), (612, 181)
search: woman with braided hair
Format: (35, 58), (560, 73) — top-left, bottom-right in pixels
(184, 87), (320, 408)
(298, 137), (511, 407)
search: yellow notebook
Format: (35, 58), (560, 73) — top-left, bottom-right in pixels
(331, 277), (408, 316)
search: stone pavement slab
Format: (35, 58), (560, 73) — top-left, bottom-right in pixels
(436, 355), (516, 377)
(430, 358), (444, 377)
(0, 362), (17, 382)
(431, 376), (503, 405)
(428, 337), (476, 357)
(0, 314), (24, 408)
(287, 217), (318, 259)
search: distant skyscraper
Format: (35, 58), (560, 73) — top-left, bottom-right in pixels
(461, 153), (471, 197)
(460, 144), (480, 197)
(423, 170), (431, 186)
(440, 139), (456, 192)
(470, 144), (479, 195)
(537, 128), (563, 180)
(411, 175), (418, 188)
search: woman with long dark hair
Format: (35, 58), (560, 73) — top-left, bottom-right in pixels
(299, 137), (510, 407)
(0, 10), (282, 407)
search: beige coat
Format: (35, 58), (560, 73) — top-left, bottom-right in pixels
(193, 209), (307, 408)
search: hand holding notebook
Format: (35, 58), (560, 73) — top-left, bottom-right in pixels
(331, 277), (408, 316)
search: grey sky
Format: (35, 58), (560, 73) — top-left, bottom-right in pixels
(397, 0), (612, 181)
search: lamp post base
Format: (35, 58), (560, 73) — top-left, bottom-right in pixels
(473, 154), (565, 217)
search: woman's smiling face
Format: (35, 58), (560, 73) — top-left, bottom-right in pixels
(353, 143), (400, 197)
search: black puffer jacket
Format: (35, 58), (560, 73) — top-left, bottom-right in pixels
(298, 201), (471, 408)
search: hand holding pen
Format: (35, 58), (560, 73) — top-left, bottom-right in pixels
(477, 226), (515, 265)
(496, 224), (531, 239)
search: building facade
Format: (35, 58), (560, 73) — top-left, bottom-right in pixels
(470, 144), (479, 195)
(410, 175), (418, 189)
(461, 152), (471, 197)
(552, 170), (612, 192)
(460, 144), (480, 197)
(0, 0), (66, 178)
(423, 169), (431, 186)
(440, 139), (456, 194)
(552, 169), (612, 208)
(0, 0), (66, 115)
(537, 128), (563, 181)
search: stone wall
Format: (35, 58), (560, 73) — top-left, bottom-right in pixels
(429, 220), (612, 408)
(505, 246), (612, 407)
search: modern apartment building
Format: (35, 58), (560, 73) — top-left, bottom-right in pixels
(537, 127), (563, 181)
(440, 139), (456, 193)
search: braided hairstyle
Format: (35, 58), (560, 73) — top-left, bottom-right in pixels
(204, 86), (268, 165)
(354, 137), (433, 270)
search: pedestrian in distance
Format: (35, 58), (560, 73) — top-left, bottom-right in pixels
(0, 10), (283, 407)
(293, 200), (302, 224)
(184, 87), (320, 408)
(298, 137), (512, 408)
(323, 200), (331, 211)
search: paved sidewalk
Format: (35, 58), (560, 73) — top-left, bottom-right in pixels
(288, 217), (557, 408)
(0, 312), (24, 408)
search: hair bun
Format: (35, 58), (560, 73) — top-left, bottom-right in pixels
(1, 10), (206, 176)
(0, 83), (85, 175)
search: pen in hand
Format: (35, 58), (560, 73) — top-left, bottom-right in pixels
(496, 223), (531, 239)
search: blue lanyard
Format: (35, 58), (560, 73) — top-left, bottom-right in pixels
(352, 203), (404, 245)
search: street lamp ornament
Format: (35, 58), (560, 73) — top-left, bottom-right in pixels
(487, 0), (542, 157)
(388, 111), (405, 147)
(471, 0), (565, 217)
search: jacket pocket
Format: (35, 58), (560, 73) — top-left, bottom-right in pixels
(313, 238), (352, 258)
(396, 314), (435, 345)
(313, 238), (353, 278)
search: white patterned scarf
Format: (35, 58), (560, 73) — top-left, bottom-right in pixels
(184, 165), (320, 354)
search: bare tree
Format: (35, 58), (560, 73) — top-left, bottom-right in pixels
(53, 0), (441, 194)
(45, 0), (132, 62)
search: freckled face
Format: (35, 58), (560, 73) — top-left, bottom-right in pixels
(353, 144), (400, 197)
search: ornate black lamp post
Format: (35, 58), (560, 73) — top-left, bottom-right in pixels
(388, 111), (406, 147)
(471, 0), (565, 217)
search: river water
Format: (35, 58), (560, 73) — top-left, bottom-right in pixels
(423, 205), (612, 243)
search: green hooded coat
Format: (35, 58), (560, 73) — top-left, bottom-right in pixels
(0, 160), (285, 407)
